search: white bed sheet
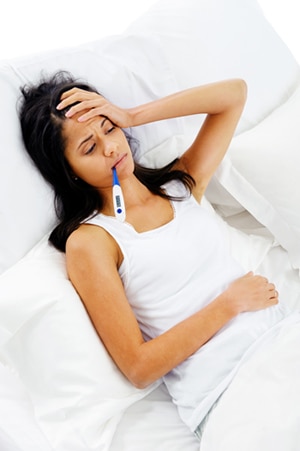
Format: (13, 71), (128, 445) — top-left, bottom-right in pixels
(199, 317), (300, 451)
(0, 360), (53, 451)
(110, 384), (199, 450)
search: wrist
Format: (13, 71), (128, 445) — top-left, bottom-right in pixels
(126, 105), (145, 128)
(214, 290), (241, 319)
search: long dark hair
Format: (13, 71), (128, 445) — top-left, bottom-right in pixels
(19, 71), (195, 252)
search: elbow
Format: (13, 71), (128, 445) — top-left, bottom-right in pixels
(126, 356), (160, 390)
(127, 366), (155, 390)
(235, 78), (248, 106)
(130, 377), (151, 390)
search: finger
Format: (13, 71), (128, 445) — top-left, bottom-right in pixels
(57, 90), (97, 110)
(76, 107), (108, 122)
(56, 94), (79, 111)
(269, 289), (279, 302)
(59, 87), (84, 101)
(267, 282), (275, 290)
(56, 89), (80, 109)
(64, 100), (95, 117)
(77, 111), (95, 122)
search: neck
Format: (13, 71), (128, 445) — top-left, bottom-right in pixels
(100, 174), (152, 217)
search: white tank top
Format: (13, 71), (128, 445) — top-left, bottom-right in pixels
(85, 180), (291, 431)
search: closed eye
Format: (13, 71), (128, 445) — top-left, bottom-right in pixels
(85, 143), (96, 155)
(104, 121), (116, 134)
(106, 126), (115, 134)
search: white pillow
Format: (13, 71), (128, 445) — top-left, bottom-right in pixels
(0, 237), (159, 450)
(217, 82), (300, 269)
(126, 0), (300, 138)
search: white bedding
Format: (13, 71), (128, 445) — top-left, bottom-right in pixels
(1, 0), (300, 449)
(200, 315), (300, 450)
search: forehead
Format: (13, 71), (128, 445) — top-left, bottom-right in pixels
(63, 114), (87, 133)
(62, 117), (84, 147)
(62, 112), (101, 145)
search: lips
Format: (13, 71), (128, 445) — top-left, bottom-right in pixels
(112, 153), (126, 169)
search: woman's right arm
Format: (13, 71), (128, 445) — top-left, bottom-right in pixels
(66, 225), (278, 389)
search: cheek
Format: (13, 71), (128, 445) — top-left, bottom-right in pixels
(70, 158), (111, 188)
(64, 154), (81, 177)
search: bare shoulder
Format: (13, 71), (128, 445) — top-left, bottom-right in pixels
(66, 223), (122, 270)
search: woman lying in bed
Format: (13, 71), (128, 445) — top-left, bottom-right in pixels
(19, 71), (298, 442)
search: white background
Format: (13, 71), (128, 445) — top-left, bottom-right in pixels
(1, 0), (299, 64)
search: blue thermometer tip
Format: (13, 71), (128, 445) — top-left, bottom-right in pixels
(112, 167), (126, 222)
(112, 166), (119, 186)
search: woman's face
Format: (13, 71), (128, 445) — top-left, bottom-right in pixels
(63, 112), (134, 191)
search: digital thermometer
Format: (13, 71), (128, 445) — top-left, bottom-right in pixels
(112, 167), (126, 222)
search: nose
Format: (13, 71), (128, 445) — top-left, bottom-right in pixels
(103, 139), (118, 157)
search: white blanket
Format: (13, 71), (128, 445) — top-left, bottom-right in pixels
(200, 317), (300, 451)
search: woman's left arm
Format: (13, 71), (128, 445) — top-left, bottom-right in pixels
(129, 79), (247, 201)
(58, 79), (247, 201)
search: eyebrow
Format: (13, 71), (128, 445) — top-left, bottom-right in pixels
(77, 117), (109, 151)
(77, 134), (93, 151)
